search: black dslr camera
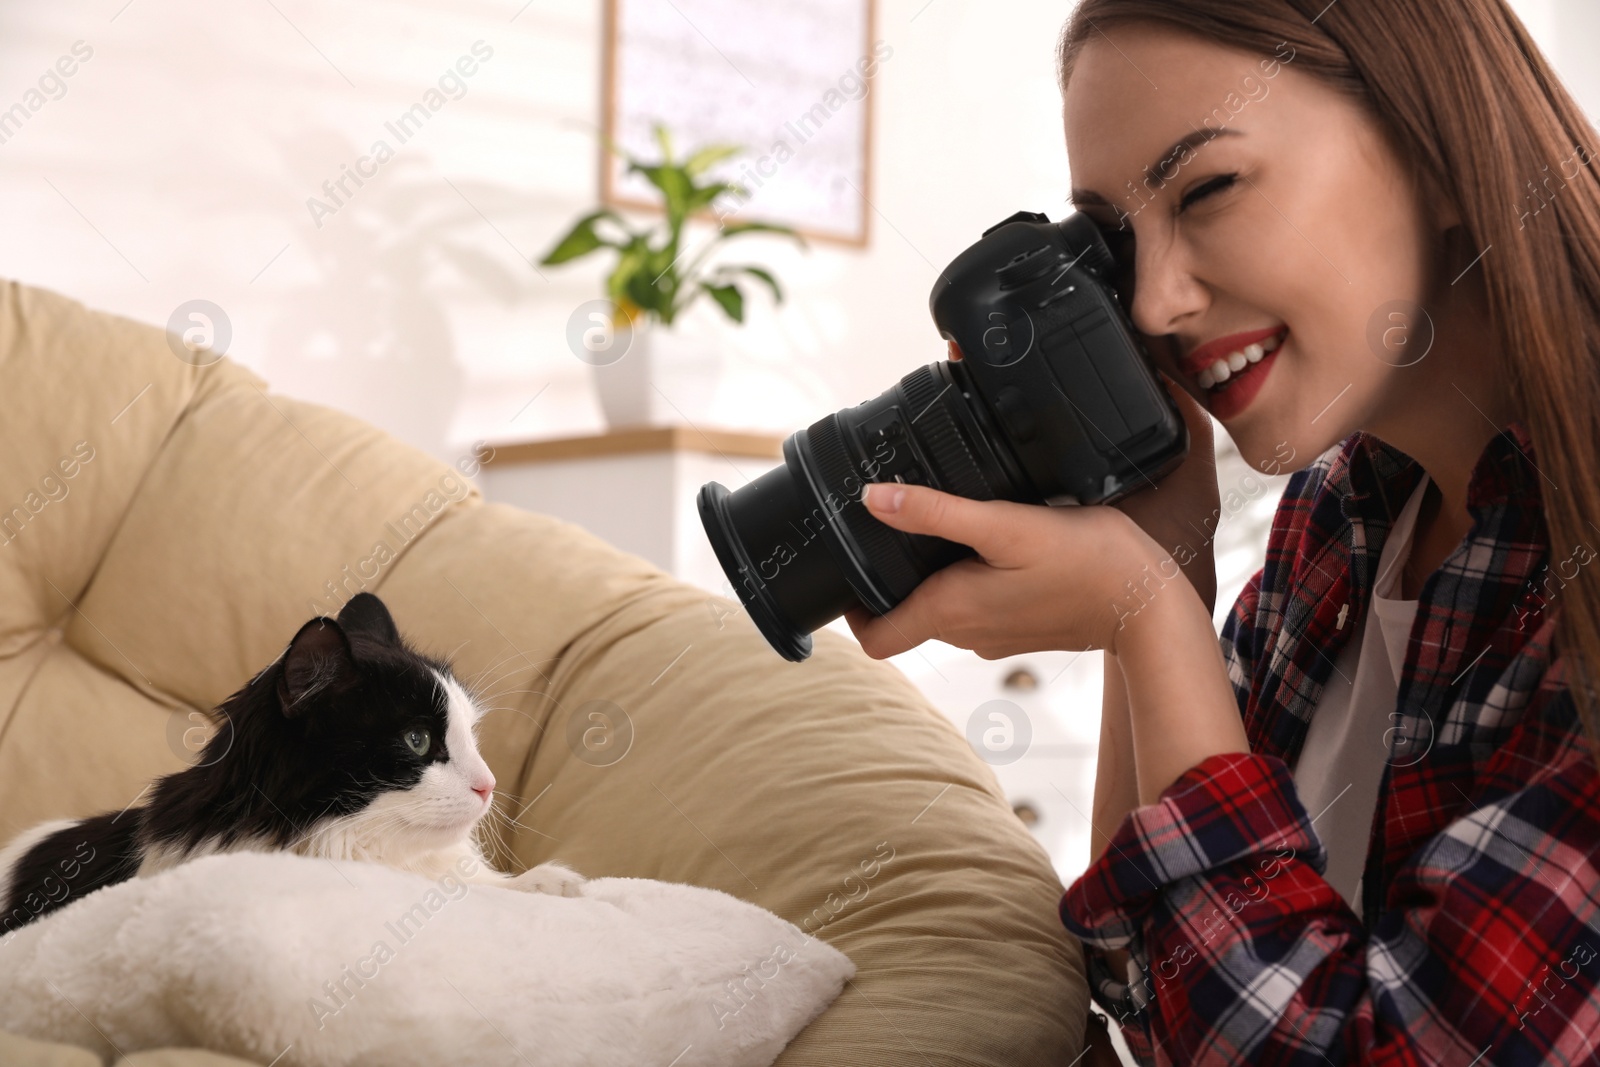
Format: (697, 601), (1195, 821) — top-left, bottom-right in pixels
(696, 210), (1187, 662)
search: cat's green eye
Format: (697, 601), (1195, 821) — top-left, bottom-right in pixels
(404, 728), (431, 757)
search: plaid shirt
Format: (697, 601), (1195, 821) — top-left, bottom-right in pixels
(1060, 419), (1600, 1065)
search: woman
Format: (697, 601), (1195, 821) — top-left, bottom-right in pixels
(843, 1), (1600, 1062)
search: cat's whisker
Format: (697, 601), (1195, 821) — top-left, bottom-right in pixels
(458, 649), (546, 701)
(464, 653), (563, 705)
(472, 680), (557, 718)
(474, 810), (513, 866)
(479, 688), (549, 706)
(474, 696), (554, 727)
(499, 810), (562, 844)
(460, 646), (529, 684)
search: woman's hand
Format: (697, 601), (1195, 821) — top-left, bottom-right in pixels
(1110, 371), (1223, 613)
(840, 481), (1169, 661)
(946, 335), (1223, 613)
(849, 352), (1248, 802)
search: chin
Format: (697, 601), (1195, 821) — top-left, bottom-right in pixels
(407, 816), (479, 847)
(1227, 423), (1308, 480)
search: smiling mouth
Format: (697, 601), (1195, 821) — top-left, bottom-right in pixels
(1195, 328), (1287, 393)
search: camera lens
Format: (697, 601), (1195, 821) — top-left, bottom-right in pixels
(698, 462), (855, 663)
(699, 358), (1019, 660)
(698, 210), (1186, 661)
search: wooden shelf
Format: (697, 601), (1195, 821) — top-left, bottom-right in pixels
(482, 426), (788, 466)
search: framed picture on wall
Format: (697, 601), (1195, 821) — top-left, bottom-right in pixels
(601, 0), (881, 247)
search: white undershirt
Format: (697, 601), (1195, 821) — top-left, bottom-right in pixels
(1291, 473), (1429, 918)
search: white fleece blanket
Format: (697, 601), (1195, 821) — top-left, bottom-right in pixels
(0, 851), (853, 1067)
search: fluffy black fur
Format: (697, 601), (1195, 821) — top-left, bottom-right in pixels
(1, 593), (461, 934)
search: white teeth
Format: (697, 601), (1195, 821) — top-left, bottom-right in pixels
(1196, 332), (1284, 391)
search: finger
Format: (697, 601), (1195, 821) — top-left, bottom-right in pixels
(861, 482), (1025, 558)
(1156, 369), (1214, 445)
(844, 601), (917, 659)
(844, 560), (982, 659)
(841, 605), (873, 641)
(842, 587), (940, 659)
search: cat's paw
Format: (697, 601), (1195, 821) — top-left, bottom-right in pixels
(508, 861), (587, 897)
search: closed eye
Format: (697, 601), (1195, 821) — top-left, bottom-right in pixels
(1179, 173), (1237, 213)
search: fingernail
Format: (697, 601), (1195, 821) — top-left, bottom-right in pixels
(865, 483), (904, 513)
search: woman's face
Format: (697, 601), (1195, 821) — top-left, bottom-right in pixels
(1063, 22), (1449, 472)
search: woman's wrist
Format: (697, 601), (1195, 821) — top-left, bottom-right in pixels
(1181, 546), (1219, 616)
(1108, 543), (1249, 806)
(1101, 512), (1217, 644)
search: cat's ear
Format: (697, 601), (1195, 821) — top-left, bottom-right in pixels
(277, 617), (359, 718)
(336, 592), (401, 648)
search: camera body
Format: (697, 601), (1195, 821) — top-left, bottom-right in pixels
(697, 210), (1187, 662)
(930, 209), (1184, 504)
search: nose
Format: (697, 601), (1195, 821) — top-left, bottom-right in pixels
(473, 773), (495, 804)
(1128, 233), (1209, 340)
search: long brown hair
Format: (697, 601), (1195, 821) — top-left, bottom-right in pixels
(1057, 0), (1600, 766)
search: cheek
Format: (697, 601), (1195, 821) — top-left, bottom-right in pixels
(408, 763), (456, 802)
(445, 719), (488, 774)
(1210, 222), (1389, 444)
(1289, 137), (1435, 377)
(433, 750), (486, 801)
(1226, 339), (1355, 469)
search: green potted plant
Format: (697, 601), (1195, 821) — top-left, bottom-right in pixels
(539, 123), (806, 427)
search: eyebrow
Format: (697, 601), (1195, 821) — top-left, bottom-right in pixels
(1070, 127), (1244, 207)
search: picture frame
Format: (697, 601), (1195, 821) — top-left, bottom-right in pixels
(600, 0), (879, 248)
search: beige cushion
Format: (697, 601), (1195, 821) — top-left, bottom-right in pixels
(0, 279), (1087, 1064)
(0, 1028), (100, 1067)
(115, 1053), (263, 1067)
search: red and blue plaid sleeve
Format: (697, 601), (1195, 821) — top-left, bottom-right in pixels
(1066, 554), (1290, 1061)
(1062, 739), (1600, 1065)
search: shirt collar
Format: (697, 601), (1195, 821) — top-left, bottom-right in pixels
(1336, 419), (1542, 525)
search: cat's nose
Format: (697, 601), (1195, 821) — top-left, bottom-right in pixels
(472, 774), (495, 803)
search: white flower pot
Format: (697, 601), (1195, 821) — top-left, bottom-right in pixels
(590, 312), (726, 429)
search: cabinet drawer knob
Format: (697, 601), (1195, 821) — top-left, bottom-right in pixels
(1002, 667), (1039, 691)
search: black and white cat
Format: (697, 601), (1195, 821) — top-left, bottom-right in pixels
(0, 592), (582, 934)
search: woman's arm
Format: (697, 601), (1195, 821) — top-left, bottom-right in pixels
(1086, 561), (1243, 1063)
(1093, 652), (1140, 862)
(1113, 572), (1248, 806)
(1090, 650), (1141, 986)
(1082, 651), (1141, 1064)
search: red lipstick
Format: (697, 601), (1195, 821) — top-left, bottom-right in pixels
(1178, 326), (1289, 420)
(1180, 326), (1286, 378)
